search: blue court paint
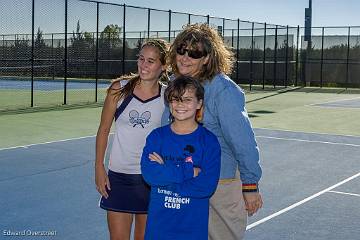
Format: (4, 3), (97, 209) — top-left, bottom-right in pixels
(0, 79), (110, 91)
(312, 97), (360, 109)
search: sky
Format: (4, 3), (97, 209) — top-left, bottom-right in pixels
(105, 0), (360, 27)
(1, 0), (359, 36)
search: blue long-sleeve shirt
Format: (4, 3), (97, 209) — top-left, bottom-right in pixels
(161, 73), (262, 189)
(141, 124), (221, 240)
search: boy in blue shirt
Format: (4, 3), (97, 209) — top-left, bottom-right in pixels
(141, 76), (221, 240)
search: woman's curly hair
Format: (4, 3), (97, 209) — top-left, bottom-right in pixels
(168, 23), (235, 82)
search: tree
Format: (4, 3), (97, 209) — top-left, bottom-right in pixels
(69, 20), (95, 77)
(99, 24), (124, 77)
(70, 20), (95, 51)
(35, 27), (46, 49)
(71, 20), (83, 44)
(69, 20), (95, 55)
(100, 24), (122, 48)
(13, 35), (30, 62)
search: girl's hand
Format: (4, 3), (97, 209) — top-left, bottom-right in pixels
(149, 152), (164, 164)
(95, 164), (111, 198)
(193, 167), (201, 177)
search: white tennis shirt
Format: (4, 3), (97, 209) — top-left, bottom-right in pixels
(109, 82), (166, 174)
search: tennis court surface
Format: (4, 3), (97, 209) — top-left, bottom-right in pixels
(1, 87), (359, 239)
(0, 127), (359, 239)
(311, 97), (360, 109)
(0, 78), (109, 91)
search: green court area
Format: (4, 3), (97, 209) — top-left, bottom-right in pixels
(244, 87), (360, 136)
(0, 87), (359, 149)
(0, 88), (107, 111)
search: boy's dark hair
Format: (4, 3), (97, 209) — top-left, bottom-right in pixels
(164, 76), (204, 105)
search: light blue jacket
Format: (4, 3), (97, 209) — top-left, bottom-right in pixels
(161, 73), (262, 186)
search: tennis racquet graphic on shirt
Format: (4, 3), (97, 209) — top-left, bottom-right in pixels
(129, 110), (151, 128)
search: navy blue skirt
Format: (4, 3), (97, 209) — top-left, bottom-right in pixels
(99, 170), (150, 214)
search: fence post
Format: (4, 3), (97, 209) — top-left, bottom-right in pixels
(2, 35), (4, 56)
(301, 28), (307, 87)
(262, 23), (266, 89)
(250, 22), (254, 90)
(236, 19), (240, 83)
(64, 0), (68, 105)
(147, 8), (150, 39)
(95, 2), (99, 102)
(168, 10), (171, 42)
(320, 27), (324, 88)
(273, 25), (278, 88)
(51, 33), (54, 80)
(295, 25), (299, 86)
(207, 15), (210, 25)
(231, 29), (234, 47)
(285, 25), (289, 87)
(222, 18), (225, 40)
(122, 4), (126, 75)
(305, 27), (312, 87)
(346, 26), (350, 89)
(31, 0), (35, 107)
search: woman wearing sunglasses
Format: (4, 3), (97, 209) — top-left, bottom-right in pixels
(163, 23), (263, 240)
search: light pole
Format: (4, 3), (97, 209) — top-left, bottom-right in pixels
(302, 0), (312, 86)
(305, 0), (312, 41)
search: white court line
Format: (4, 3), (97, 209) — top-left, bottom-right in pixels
(328, 190), (360, 198)
(2, 128), (358, 152)
(306, 105), (358, 110)
(307, 96), (360, 107)
(256, 135), (360, 147)
(246, 172), (360, 230)
(0, 133), (116, 152)
(256, 127), (360, 138)
(0, 134), (97, 151)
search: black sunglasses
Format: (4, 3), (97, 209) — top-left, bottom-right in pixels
(176, 45), (207, 59)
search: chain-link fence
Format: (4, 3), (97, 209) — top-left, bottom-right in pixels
(1, 0), (359, 111)
(300, 26), (360, 88)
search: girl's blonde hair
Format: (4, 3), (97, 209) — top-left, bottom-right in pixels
(168, 23), (234, 82)
(109, 39), (169, 100)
